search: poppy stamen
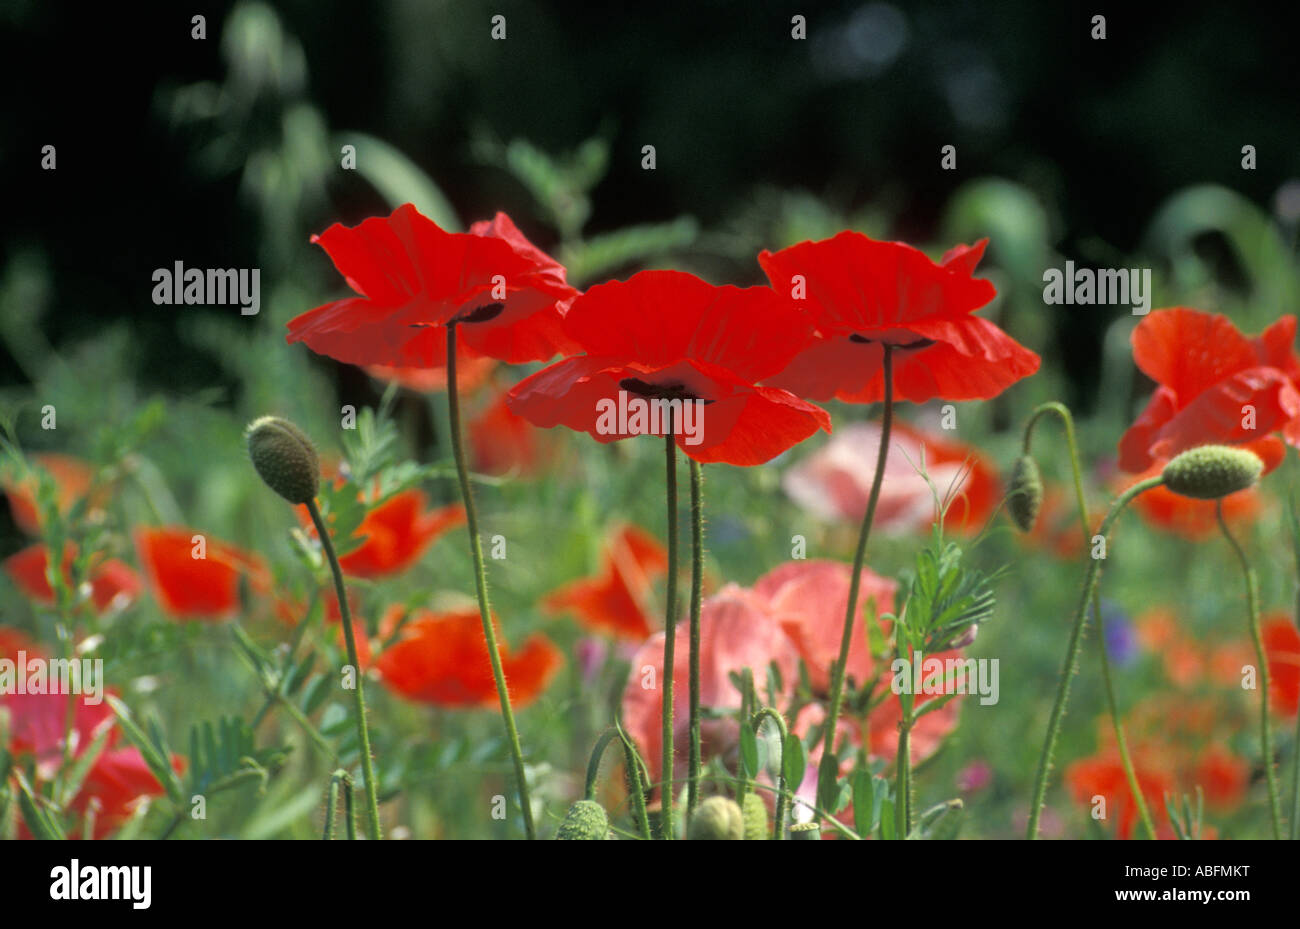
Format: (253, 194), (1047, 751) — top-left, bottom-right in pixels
(618, 377), (713, 404)
(451, 301), (506, 325)
(848, 333), (937, 350)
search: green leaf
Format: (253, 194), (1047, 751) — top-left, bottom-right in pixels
(739, 725), (758, 779)
(55, 725), (113, 808)
(107, 696), (184, 804)
(852, 771), (874, 838)
(14, 770), (64, 840)
(782, 734), (806, 791)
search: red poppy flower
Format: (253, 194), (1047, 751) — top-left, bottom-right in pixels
(757, 234), (1039, 404)
(64, 747), (178, 839)
(4, 544), (141, 614)
(542, 525), (668, 640)
(374, 606), (562, 708)
(1263, 614), (1300, 717)
(2, 453), (100, 536)
(274, 589), (373, 668)
(304, 489), (465, 579)
(0, 625), (43, 661)
(508, 270), (832, 465)
(782, 419), (999, 535)
(621, 584), (801, 797)
(3, 689), (116, 764)
(1192, 747), (1249, 810)
(752, 559), (895, 694)
(1065, 750), (1174, 840)
(470, 390), (549, 477)
(1119, 465), (1260, 540)
(1118, 308), (1300, 474)
(286, 205), (579, 366)
(134, 527), (269, 620)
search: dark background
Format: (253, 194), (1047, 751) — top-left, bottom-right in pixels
(2, 0), (1298, 396)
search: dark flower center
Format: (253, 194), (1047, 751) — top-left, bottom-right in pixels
(451, 302), (506, 325)
(848, 333), (937, 350)
(618, 378), (712, 404)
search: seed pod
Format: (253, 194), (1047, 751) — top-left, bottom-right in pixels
(789, 821), (822, 840)
(1161, 445), (1263, 500)
(556, 799), (609, 840)
(246, 416), (321, 505)
(688, 796), (744, 840)
(741, 792), (769, 840)
(1006, 455), (1043, 532)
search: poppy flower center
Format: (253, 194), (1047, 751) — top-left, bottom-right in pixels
(451, 301), (506, 325)
(848, 333), (937, 350)
(618, 377), (712, 404)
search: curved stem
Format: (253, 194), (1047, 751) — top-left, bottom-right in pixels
(1023, 402), (1157, 840)
(447, 324), (535, 839)
(687, 459), (705, 817)
(1026, 475), (1163, 839)
(752, 707), (789, 839)
(306, 498), (382, 840)
(1217, 502), (1283, 839)
(819, 345), (894, 805)
(660, 414), (680, 839)
(617, 723), (654, 840)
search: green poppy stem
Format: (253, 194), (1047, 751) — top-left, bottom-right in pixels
(1216, 502), (1283, 839)
(446, 323), (535, 839)
(305, 498), (382, 840)
(660, 413), (680, 839)
(751, 706), (789, 839)
(687, 458), (705, 817)
(819, 344), (894, 803)
(1026, 474), (1163, 839)
(1022, 402), (1156, 840)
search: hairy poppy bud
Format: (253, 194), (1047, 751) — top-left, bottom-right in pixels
(246, 416), (321, 505)
(1161, 445), (1263, 500)
(688, 796), (744, 840)
(742, 792), (768, 840)
(789, 821), (822, 840)
(556, 799), (609, 840)
(1006, 455), (1043, 532)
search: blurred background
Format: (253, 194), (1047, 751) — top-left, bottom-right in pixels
(1, 0), (1299, 838)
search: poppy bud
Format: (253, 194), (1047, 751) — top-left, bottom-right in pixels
(951, 624), (979, 649)
(246, 416), (321, 505)
(688, 796), (744, 840)
(1006, 455), (1043, 532)
(742, 792), (769, 840)
(1161, 445), (1263, 500)
(789, 821), (822, 840)
(556, 799), (609, 840)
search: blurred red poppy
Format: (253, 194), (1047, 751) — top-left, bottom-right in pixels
(64, 747), (178, 839)
(1065, 750), (1174, 840)
(1263, 614), (1300, 717)
(757, 234), (1039, 403)
(374, 606), (562, 708)
(0, 625), (43, 661)
(542, 524), (667, 640)
(304, 489), (465, 579)
(508, 270), (831, 465)
(1119, 308), (1300, 474)
(134, 527), (269, 620)
(1, 453), (100, 536)
(470, 390), (548, 477)
(621, 584), (800, 797)
(365, 352), (496, 394)
(782, 419), (999, 535)
(752, 559), (895, 693)
(287, 205), (579, 366)
(3, 689), (116, 764)
(1193, 747), (1249, 810)
(4, 544), (141, 614)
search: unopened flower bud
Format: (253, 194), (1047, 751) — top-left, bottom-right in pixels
(556, 799), (609, 840)
(1161, 445), (1263, 500)
(951, 624), (979, 649)
(789, 821), (822, 840)
(688, 796), (744, 840)
(742, 792), (769, 840)
(1007, 455), (1043, 532)
(246, 416), (321, 505)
